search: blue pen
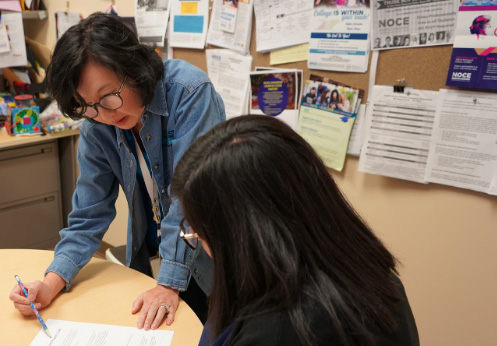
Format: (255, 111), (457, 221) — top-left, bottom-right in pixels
(14, 275), (52, 338)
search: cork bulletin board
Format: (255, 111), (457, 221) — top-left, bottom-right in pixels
(172, 22), (457, 104)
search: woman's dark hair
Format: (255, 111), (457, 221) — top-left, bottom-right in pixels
(330, 89), (339, 101)
(46, 12), (164, 120)
(171, 115), (401, 346)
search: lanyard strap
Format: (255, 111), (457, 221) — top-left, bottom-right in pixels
(133, 135), (161, 238)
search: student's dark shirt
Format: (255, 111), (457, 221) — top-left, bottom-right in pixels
(224, 276), (419, 346)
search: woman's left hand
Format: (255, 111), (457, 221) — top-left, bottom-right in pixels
(132, 285), (179, 330)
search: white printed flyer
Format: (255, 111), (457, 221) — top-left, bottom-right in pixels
(308, 1), (371, 73)
(371, 0), (458, 50)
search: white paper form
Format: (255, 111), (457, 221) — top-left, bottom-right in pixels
(371, 0), (458, 50)
(358, 85), (439, 183)
(55, 12), (83, 40)
(489, 168), (497, 196)
(217, 0), (239, 34)
(0, 24), (10, 53)
(135, 0), (170, 47)
(169, 0), (209, 49)
(308, 1), (371, 73)
(425, 89), (497, 194)
(29, 319), (174, 346)
(207, 0), (253, 55)
(0, 13), (27, 69)
(206, 49), (252, 119)
(253, 0), (313, 53)
(347, 104), (367, 156)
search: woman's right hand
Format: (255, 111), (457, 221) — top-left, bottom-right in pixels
(9, 272), (66, 316)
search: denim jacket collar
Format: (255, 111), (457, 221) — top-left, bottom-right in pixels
(116, 80), (169, 149)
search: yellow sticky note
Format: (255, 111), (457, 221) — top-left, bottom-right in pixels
(270, 44), (309, 66)
(181, 2), (198, 14)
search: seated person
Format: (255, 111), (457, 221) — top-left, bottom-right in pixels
(171, 115), (420, 346)
(317, 89), (330, 107)
(304, 87), (317, 104)
(337, 92), (351, 112)
(329, 89), (340, 109)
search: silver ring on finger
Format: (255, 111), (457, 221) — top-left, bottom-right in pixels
(160, 304), (170, 314)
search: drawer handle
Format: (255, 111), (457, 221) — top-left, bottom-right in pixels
(0, 195), (57, 212)
(0, 146), (53, 162)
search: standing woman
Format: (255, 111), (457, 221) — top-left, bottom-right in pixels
(171, 115), (419, 346)
(9, 12), (225, 329)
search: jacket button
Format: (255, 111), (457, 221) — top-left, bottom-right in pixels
(161, 188), (166, 193)
(194, 269), (199, 274)
(146, 135), (151, 141)
(154, 165), (159, 170)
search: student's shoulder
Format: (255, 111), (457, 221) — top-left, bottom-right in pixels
(227, 312), (300, 346)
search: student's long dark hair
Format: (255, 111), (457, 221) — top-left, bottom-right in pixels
(46, 12), (164, 120)
(171, 115), (401, 346)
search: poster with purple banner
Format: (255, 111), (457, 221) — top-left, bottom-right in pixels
(446, 1), (497, 90)
(249, 70), (299, 130)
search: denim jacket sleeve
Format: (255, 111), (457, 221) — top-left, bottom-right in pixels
(153, 61), (226, 290)
(45, 123), (120, 290)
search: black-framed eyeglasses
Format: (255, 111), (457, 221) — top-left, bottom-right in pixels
(179, 218), (199, 250)
(76, 76), (127, 119)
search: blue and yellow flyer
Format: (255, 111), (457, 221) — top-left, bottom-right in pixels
(308, 1), (371, 72)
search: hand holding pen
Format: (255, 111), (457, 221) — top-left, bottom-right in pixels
(14, 275), (52, 338)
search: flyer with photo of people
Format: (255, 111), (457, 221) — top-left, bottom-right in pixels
(371, 0), (458, 50)
(297, 74), (364, 171)
(446, 1), (497, 90)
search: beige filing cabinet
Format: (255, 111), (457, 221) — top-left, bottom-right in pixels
(0, 130), (79, 249)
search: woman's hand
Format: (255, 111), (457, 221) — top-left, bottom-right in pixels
(132, 285), (179, 330)
(9, 272), (65, 316)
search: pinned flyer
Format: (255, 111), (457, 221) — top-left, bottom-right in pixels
(207, 0), (253, 55)
(297, 74), (364, 171)
(218, 0), (239, 34)
(250, 69), (299, 130)
(308, 0), (371, 72)
(446, 2), (497, 91)
(0, 24), (10, 53)
(0, 13), (27, 69)
(169, 0), (209, 49)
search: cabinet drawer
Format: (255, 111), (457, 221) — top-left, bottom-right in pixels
(0, 141), (60, 205)
(0, 193), (63, 249)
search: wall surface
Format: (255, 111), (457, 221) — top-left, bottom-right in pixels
(25, 1), (497, 346)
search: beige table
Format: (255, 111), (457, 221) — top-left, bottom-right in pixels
(0, 249), (203, 345)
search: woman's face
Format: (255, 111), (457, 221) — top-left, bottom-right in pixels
(77, 60), (145, 129)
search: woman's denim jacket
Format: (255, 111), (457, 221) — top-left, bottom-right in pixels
(46, 59), (225, 293)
